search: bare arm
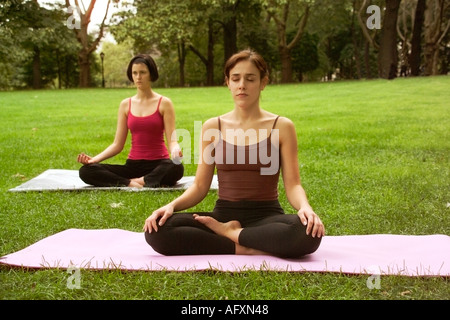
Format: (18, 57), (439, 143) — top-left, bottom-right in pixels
(144, 117), (219, 233)
(77, 99), (129, 164)
(160, 96), (182, 160)
(279, 117), (325, 238)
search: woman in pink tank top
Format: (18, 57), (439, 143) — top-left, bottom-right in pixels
(143, 50), (324, 258)
(77, 54), (183, 188)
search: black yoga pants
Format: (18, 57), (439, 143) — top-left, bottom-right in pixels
(79, 159), (184, 187)
(145, 199), (322, 258)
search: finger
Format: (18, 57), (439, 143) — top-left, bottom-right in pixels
(311, 217), (323, 238)
(158, 209), (173, 227)
(144, 219), (153, 233)
(297, 211), (307, 226)
(306, 219), (313, 236)
(318, 222), (325, 238)
(311, 218), (319, 238)
(143, 221), (149, 232)
(151, 218), (158, 233)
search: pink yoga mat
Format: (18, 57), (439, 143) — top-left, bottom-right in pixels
(1, 228), (448, 277)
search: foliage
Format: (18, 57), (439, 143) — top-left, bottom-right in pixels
(0, 0), (80, 89)
(290, 31), (319, 81)
(0, 0), (448, 89)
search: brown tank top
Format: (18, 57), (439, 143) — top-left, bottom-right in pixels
(215, 116), (281, 201)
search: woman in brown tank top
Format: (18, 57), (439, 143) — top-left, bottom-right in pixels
(143, 49), (325, 258)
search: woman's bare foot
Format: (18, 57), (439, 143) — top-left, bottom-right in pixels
(129, 177), (145, 188)
(193, 214), (242, 243)
(193, 214), (269, 256)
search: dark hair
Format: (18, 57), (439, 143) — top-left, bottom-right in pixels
(224, 49), (269, 80)
(127, 54), (159, 82)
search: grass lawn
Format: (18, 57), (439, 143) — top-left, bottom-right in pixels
(0, 76), (449, 302)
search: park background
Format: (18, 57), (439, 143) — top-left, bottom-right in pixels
(1, 0), (449, 89)
(0, 0), (449, 302)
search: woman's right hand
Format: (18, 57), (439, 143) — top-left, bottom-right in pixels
(77, 153), (94, 165)
(143, 204), (174, 233)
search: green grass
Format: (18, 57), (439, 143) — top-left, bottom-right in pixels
(0, 76), (449, 301)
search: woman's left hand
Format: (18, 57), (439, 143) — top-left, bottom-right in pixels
(297, 205), (325, 238)
(171, 145), (183, 164)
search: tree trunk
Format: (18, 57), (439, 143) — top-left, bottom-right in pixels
(206, 19), (215, 86)
(177, 41), (186, 87)
(378, 0), (401, 79)
(189, 19), (215, 86)
(280, 47), (293, 83)
(269, 2), (310, 83)
(364, 40), (372, 79)
(65, 0), (110, 88)
(78, 48), (90, 88)
(222, 3), (238, 65)
(32, 46), (42, 89)
(410, 0), (426, 76)
(423, 0), (449, 76)
(56, 50), (62, 89)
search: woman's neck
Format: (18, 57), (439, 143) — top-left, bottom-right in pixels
(135, 88), (154, 100)
(232, 105), (263, 123)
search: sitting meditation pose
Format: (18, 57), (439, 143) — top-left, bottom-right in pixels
(77, 54), (183, 188)
(143, 49), (324, 257)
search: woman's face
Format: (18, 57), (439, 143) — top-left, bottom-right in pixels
(132, 63), (151, 89)
(226, 60), (268, 109)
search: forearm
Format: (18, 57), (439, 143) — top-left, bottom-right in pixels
(169, 183), (208, 212)
(91, 144), (123, 163)
(286, 184), (312, 211)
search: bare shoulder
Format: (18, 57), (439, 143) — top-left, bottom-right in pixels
(274, 116), (297, 145)
(273, 115), (295, 130)
(159, 95), (175, 112)
(119, 97), (130, 107)
(202, 116), (220, 130)
(119, 97), (130, 114)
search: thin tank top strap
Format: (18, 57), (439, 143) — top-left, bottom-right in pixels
(269, 115), (280, 138)
(156, 96), (163, 111)
(218, 116), (221, 131)
(128, 98), (132, 113)
(272, 115), (280, 129)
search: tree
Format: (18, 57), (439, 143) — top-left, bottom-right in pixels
(290, 31), (319, 81)
(0, 0), (80, 89)
(423, 0), (450, 75)
(357, 0), (401, 79)
(410, 0), (426, 76)
(377, 0), (401, 79)
(112, 0), (204, 87)
(265, 0), (312, 83)
(64, 0), (112, 87)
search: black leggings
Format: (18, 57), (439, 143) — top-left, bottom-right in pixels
(145, 199), (321, 258)
(79, 159), (184, 187)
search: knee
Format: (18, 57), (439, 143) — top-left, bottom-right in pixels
(145, 230), (172, 256)
(293, 232), (322, 258)
(162, 163), (184, 186)
(285, 219), (322, 258)
(79, 164), (98, 184)
(174, 163), (184, 180)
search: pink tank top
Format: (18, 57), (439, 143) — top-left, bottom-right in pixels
(127, 97), (169, 160)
